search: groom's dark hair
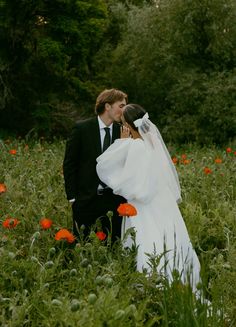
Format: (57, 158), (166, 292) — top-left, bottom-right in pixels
(123, 104), (146, 131)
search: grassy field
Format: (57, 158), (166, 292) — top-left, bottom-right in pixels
(0, 138), (235, 326)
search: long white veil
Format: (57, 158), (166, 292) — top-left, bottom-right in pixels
(134, 113), (182, 204)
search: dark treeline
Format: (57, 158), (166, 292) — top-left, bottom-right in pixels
(0, 0), (235, 144)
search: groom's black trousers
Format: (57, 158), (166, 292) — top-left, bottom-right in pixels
(72, 189), (124, 243)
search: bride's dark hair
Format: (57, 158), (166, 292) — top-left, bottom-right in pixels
(123, 104), (146, 131)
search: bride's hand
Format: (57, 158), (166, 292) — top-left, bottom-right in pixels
(120, 125), (130, 138)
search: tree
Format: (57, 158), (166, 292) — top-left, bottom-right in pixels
(0, 0), (108, 136)
(102, 0), (236, 143)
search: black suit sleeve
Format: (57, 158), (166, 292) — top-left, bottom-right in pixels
(63, 125), (81, 200)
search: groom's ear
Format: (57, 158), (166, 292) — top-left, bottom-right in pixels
(105, 103), (111, 111)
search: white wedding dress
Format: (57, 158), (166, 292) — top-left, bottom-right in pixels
(96, 137), (201, 290)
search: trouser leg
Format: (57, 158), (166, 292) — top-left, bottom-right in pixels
(72, 193), (124, 243)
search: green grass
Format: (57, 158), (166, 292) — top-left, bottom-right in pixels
(0, 138), (235, 326)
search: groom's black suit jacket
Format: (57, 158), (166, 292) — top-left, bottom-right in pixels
(63, 116), (120, 207)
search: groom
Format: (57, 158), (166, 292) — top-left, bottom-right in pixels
(63, 88), (127, 242)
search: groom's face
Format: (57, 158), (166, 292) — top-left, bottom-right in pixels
(108, 99), (126, 122)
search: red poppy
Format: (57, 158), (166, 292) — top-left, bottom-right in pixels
(96, 231), (106, 241)
(2, 217), (19, 229)
(0, 183), (7, 194)
(204, 167), (212, 175)
(172, 157), (178, 164)
(9, 149), (17, 155)
(55, 229), (75, 243)
(226, 147), (232, 153)
(214, 158), (222, 164)
(40, 218), (53, 230)
(181, 154), (187, 160)
(117, 203), (137, 217)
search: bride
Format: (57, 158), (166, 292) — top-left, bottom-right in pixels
(96, 104), (201, 291)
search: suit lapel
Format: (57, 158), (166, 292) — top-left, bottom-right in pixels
(112, 122), (120, 142)
(92, 119), (120, 156)
(91, 117), (102, 156)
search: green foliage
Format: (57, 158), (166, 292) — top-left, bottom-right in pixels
(0, 0), (235, 144)
(104, 0), (236, 144)
(0, 0), (108, 136)
(166, 70), (236, 144)
(0, 139), (236, 325)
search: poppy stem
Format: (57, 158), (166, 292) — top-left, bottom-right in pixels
(30, 238), (35, 251)
(122, 216), (126, 240)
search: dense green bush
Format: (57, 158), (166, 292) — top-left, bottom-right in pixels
(104, 0), (236, 144)
(0, 0), (108, 136)
(165, 70), (236, 144)
(0, 0), (235, 144)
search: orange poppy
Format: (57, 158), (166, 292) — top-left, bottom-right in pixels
(2, 217), (19, 229)
(40, 218), (53, 230)
(96, 231), (106, 241)
(0, 183), (7, 194)
(204, 167), (212, 175)
(214, 158), (222, 164)
(117, 203), (137, 217)
(55, 229), (75, 243)
(172, 157), (178, 164)
(226, 147), (232, 153)
(183, 159), (191, 165)
(9, 149), (17, 155)
(181, 154), (187, 160)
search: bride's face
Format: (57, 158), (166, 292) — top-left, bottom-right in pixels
(121, 113), (141, 139)
(121, 115), (132, 130)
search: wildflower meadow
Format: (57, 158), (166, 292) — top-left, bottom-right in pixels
(0, 138), (235, 326)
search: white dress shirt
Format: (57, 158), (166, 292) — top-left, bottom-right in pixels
(97, 116), (113, 189)
(97, 115), (113, 148)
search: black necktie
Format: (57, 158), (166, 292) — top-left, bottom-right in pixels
(103, 127), (111, 152)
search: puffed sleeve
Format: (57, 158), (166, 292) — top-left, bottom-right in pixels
(97, 138), (158, 203)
